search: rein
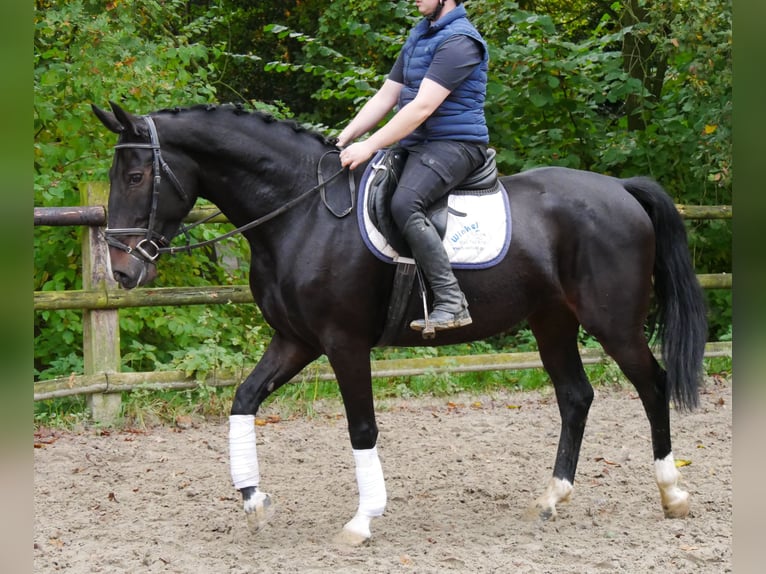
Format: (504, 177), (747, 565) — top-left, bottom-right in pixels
(165, 154), (351, 256)
(106, 115), (352, 263)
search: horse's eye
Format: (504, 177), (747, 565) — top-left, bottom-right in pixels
(128, 172), (143, 185)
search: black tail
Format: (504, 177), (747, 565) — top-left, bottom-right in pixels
(621, 177), (707, 411)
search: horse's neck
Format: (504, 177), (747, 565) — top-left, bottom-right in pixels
(195, 146), (322, 229)
(165, 109), (338, 257)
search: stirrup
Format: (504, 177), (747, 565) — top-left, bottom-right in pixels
(410, 308), (472, 338)
(410, 259), (471, 338)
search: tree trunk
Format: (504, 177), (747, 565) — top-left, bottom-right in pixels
(620, 0), (669, 131)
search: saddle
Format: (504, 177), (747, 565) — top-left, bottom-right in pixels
(366, 147), (500, 257)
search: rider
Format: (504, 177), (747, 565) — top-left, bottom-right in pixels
(338, 0), (489, 332)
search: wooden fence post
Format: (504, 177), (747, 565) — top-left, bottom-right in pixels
(80, 183), (122, 425)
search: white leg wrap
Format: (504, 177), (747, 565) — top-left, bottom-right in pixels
(341, 447), (386, 542)
(352, 446), (387, 518)
(655, 452), (690, 517)
(229, 415), (260, 490)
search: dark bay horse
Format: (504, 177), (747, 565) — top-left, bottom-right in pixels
(92, 102), (707, 545)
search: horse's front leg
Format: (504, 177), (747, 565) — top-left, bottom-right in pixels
(327, 345), (387, 546)
(229, 332), (319, 532)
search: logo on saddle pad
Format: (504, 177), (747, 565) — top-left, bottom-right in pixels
(357, 149), (511, 269)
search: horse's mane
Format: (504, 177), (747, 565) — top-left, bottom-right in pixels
(153, 103), (335, 147)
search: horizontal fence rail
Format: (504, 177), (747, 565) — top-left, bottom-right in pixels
(33, 204), (735, 226)
(34, 285), (256, 310)
(34, 273), (731, 311)
(33, 342), (733, 402)
(33, 186), (733, 423)
(32, 203), (734, 311)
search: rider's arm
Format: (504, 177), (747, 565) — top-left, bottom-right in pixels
(339, 77), (453, 170)
(357, 79), (451, 152)
(424, 35), (483, 91)
(339, 79), (451, 169)
(339, 35), (483, 169)
(336, 79), (403, 148)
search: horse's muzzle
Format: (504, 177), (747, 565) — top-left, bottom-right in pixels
(109, 247), (157, 289)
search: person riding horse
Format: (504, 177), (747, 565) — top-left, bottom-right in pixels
(338, 0), (488, 333)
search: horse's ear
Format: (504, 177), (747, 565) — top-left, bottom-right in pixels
(108, 101), (143, 137)
(91, 103), (124, 134)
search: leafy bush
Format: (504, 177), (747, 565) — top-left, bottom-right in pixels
(34, 0), (267, 379)
(34, 0), (732, 389)
(256, 0), (731, 340)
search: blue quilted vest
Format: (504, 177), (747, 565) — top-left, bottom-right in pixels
(398, 4), (489, 147)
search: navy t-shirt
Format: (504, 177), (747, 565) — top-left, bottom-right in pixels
(389, 35), (483, 92)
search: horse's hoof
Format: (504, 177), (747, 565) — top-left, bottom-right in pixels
(334, 513), (374, 547)
(522, 502), (557, 522)
(662, 490), (690, 518)
(525, 477), (571, 521)
(244, 491), (276, 533)
(333, 526), (370, 547)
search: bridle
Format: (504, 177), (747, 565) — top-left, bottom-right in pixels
(105, 115), (189, 263)
(105, 115), (352, 265)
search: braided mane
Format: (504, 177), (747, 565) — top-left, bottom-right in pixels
(153, 103), (335, 146)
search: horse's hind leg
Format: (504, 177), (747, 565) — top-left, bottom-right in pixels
(598, 333), (690, 518)
(229, 332), (320, 533)
(577, 268), (690, 519)
(526, 307), (594, 520)
(569, 218), (690, 518)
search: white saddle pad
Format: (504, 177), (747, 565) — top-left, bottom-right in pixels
(356, 160), (512, 270)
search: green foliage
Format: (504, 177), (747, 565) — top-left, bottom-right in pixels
(33, 0), (267, 379)
(254, 1), (416, 126)
(476, 5), (612, 170)
(473, 0), (731, 339)
(34, 0), (222, 207)
(210, 1), (326, 110)
(120, 382), (237, 428)
(34, 395), (90, 429)
(166, 308), (269, 380)
(34, 0), (732, 406)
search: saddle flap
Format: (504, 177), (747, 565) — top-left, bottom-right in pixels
(367, 149), (410, 254)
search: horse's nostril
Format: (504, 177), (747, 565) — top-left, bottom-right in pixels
(113, 270), (131, 288)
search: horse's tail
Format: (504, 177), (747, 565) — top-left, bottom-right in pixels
(621, 176), (707, 411)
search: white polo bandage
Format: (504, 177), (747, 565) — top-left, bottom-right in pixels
(353, 446), (387, 517)
(229, 414), (260, 490)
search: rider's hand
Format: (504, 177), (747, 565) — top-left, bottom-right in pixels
(339, 141), (374, 171)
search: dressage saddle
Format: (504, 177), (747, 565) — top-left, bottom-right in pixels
(366, 147), (499, 256)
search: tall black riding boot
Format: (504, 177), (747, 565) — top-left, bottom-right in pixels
(401, 213), (472, 332)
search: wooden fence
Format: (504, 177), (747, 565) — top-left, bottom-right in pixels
(34, 183), (733, 424)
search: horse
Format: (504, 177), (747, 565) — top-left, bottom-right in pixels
(92, 101), (707, 546)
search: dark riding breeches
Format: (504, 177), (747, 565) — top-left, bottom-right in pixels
(389, 140), (487, 231)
